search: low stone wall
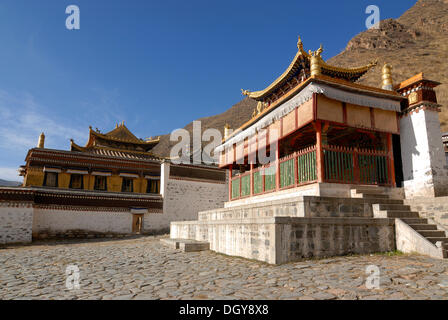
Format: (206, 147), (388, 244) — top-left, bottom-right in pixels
(277, 217), (395, 264)
(0, 202), (33, 244)
(171, 217), (394, 264)
(198, 196), (402, 221)
(404, 197), (448, 232)
(172, 195), (397, 264)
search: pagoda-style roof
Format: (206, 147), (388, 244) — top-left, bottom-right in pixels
(242, 37), (377, 102)
(70, 122), (161, 155)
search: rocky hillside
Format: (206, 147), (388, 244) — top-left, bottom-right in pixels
(328, 0), (448, 128)
(152, 0), (448, 158)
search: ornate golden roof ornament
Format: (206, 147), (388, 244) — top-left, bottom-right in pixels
(37, 132), (45, 149)
(224, 123), (231, 139)
(310, 45), (323, 77)
(297, 36), (303, 50)
(382, 63), (393, 90)
(241, 89), (251, 97)
(252, 101), (268, 118)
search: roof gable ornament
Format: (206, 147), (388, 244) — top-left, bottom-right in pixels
(241, 36), (378, 101)
(309, 45), (323, 77)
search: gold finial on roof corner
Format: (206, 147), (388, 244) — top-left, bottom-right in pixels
(224, 123), (231, 139)
(241, 89), (251, 96)
(37, 132), (45, 149)
(297, 36), (303, 49)
(310, 45), (323, 76)
(382, 63), (393, 90)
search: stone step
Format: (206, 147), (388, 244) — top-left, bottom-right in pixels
(401, 218), (428, 224)
(409, 224), (438, 231)
(426, 237), (448, 244)
(160, 238), (210, 252)
(385, 211), (420, 218)
(352, 193), (390, 199)
(370, 199), (405, 205)
(418, 230), (447, 238)
(377, 204), (411, 211)
(351, 187), (386, 196)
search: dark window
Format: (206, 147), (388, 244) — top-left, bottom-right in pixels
(69, 174), (84, 189)
(146, 179), (160, 194)
(121, 178), (134, 192)
(43, 172), (58, 187)
(94, 176), (107, 191)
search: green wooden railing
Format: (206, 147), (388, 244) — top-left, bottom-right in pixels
(264, 165), (276, 191)
(253, 170), (263, 195)
(231, 177), (240, 200)
(280, 157), (295, 188)
(358, 154), (389, 185)
(241, 174), (251, 197)
(323, 145), (390, 185)
(230, 145), (391, 200)
(297, 148), (317, 185)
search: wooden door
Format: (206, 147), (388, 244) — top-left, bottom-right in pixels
(132, 214), (143, 234)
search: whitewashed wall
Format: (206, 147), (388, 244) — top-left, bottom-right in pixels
(0, 202), (33, 244)
(400, 109), (448, 198)
(144, 176), (228, 232)
(32, 208), (133, 236)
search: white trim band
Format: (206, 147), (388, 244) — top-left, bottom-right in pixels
(119, 173), (139, 178)
(67, 169), (88, 175)
(92, 171), (112, 177)
(43, 167), (61, 173)
(145, 175), (160, 180)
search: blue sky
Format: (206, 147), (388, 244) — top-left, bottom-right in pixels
(0, 0), (417, 181)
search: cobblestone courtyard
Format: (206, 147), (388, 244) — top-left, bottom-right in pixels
(1, 236), (448, 300)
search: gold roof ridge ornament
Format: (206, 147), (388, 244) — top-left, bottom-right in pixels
(37, 132), (45, 149)
(241, 36), (378, 100)
(309, 44), (323, 77)
(382, 63), (393, 91)
(224, 123), (231, 139)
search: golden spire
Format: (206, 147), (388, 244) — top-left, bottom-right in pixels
(224, 123), (231, 139)
(297, 36), (303, 50)
(309, 45), (323, 77)
(37, 132), (45, 149)
(382, 63), (393, 90)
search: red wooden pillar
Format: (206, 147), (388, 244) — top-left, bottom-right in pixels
(387, 133), (396, 187)
(275, 142), (280, 191)
(315, 121), (324, 183)
(228, 164), (233, 201)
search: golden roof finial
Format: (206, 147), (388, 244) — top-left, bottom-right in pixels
(297, 36), (303, 49)
(241, 89), (251, 96)
(37, 132), (45, 149)
(224, 123), (231, 139)
(310, 45), (323, 76)
(382, 63), (393, 90)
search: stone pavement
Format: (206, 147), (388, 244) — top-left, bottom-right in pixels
(0, 236), (448, 300)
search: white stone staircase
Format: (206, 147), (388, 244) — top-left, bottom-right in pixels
(351, 186), (448, 259)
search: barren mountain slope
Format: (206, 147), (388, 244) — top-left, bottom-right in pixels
(328, 0), (448, 129)
(151, 0), (448, 158)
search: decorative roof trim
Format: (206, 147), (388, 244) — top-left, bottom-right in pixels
(216, 81), (401, 152)
(242, 37), (377, 100)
